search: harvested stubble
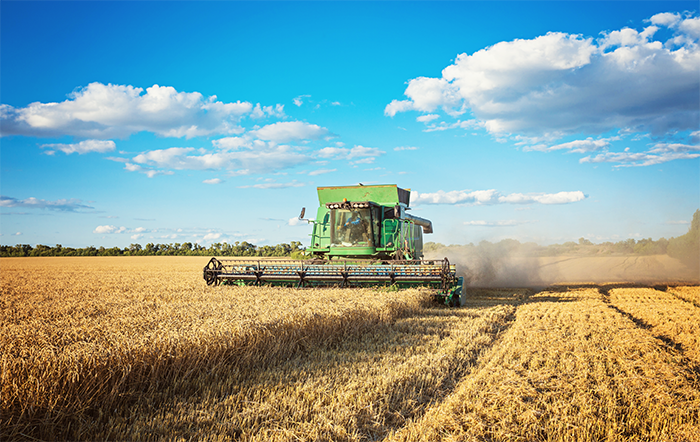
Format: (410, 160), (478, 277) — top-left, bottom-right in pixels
(608, 286), (700, 365)
(386, 288), (700, 442)
(1, 257), (432, 440)
(668, 285), (700, 307)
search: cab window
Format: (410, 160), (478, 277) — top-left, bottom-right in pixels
(330, 208), (373, 246)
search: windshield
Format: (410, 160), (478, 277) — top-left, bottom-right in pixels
(331, 208), (373, 247)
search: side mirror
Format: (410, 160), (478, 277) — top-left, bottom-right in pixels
(394, 205), (400, 218)
(299, 207), (306, 219)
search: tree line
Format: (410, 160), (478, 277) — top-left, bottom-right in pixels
(0, 241), (306, 258)
(3, 210), (698, 268)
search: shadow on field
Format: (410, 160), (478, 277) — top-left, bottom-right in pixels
(83, 290), (528, 441)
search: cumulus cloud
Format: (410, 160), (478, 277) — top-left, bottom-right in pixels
(293, 95), (311, 107)
(250, 121), (330, 143)
(93, 225), (126, 234)
(128, 144), (309, 176)
(580, 148), (700, 167)
(0, 82), (255, 139)
(203, 178), (223, 184)
(238, 180), (306, 189)
(0, 195), (94, 211)
(40, 139), (116, 155)
(249, 103), (285, 119)
(317, 145), (385, 164)
(386, 13), (700, 139)
(412, 189), (586, 205)
(308, 168), (336, 176)
(95, 120), (333, 177)
(124, 162), (175, 178)
(524, 137), (612, 153)
(416, 114), (440, 123)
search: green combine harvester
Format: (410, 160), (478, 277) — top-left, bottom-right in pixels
(203, 184), (463, 306)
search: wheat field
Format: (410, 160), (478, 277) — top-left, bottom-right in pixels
(1, 257), (699, 441)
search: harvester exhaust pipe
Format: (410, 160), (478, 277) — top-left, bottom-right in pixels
(405, 214), (433, 234)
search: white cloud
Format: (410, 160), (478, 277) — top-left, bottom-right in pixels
(308, 168), (336, 176)
(250, 121), (330, 143)
(1, 83), (255, 139)
(212, 136), (250, 150)
(249, 103), (285, 119)
(200, 122), (333, 175)
(647, 143), (700, 153)
(124, 162), (174, 178)
(423, 119), (481, 132)
(13, 232), (22, 236)
(317, 145), (385, 163)
(412, 189), (586, 205)
(203, 233), (221, 241)
(128, 144), (309, 176)
(40, 139), (116, 155)
(416, 114), (440, 123)
(131, 234), (144, 240)
(0, 195), (94, 211)
(650, 12), (681, 27)
(293, 95), (311, 107)
(499, 191), (587, 205)
(93, 225), (126, 234)
(317, 147), (347, 158)
(385, 77), (462, 117)
(238, 180), (306, 189)
(524, 137), (611, 153)
(386, 13), (700, 140)
(350, 157), (376, 165)
(394, 146), (419, 151)
(580, 150), (700, 167)
(203, 178), (224, 184)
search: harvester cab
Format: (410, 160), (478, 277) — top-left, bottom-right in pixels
(203, 184), (463, 306)
(304, 184), (431, 261)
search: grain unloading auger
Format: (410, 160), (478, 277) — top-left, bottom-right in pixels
(203, 184), (463, 306)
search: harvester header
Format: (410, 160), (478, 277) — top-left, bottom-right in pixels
(203, 184), (463, 306)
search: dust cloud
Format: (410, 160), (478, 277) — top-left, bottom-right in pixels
(426, 242), (699, 288)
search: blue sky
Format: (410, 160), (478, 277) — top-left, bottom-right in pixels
(1, 1), (698, 248)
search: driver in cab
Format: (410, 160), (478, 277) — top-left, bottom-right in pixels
(343, 211), (368, 244)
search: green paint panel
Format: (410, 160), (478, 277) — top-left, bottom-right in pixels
(317, 184), (409, 206)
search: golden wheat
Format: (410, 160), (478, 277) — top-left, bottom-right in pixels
(94, 289), (527, 441)
(3, 257), (699, 441)
(1, 257), (431, 440)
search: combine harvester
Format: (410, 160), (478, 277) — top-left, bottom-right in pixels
(203, 184), (463, 306)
